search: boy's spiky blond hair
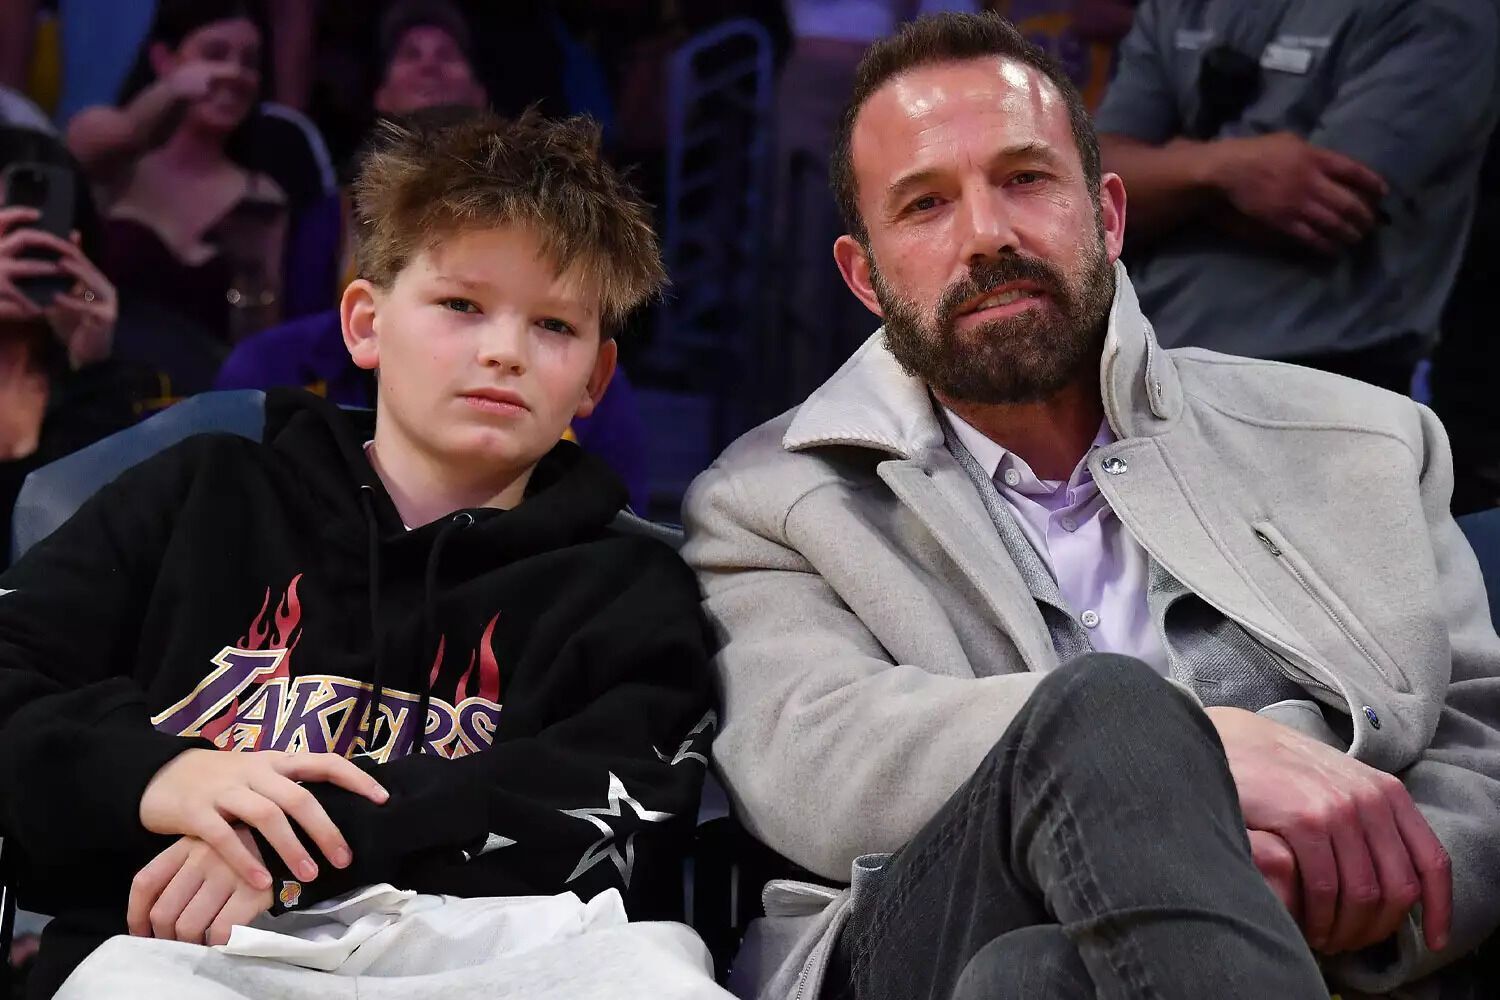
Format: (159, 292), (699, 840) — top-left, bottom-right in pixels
(352, 109), (666, 331)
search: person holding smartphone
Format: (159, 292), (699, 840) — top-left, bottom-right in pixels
(0, 203), (135, 572)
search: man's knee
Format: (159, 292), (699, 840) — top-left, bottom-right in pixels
(1039, 652), (1189, 716)
(1002, 653), (1210, 760)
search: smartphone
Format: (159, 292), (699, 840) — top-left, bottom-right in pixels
(1, 161), (76, 307)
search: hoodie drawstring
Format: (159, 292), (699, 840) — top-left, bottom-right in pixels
(415, 511), (472, 753)
(358, 486), (472, 757)
(359, 487), (387, 746)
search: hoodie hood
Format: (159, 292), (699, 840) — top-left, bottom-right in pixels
(254, 387), (631, 755)
(262, 387), (629, 552)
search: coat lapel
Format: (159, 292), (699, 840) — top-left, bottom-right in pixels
(879, 455), (1058, 674)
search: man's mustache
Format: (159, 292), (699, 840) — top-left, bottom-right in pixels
(935, 255), (1067, 327)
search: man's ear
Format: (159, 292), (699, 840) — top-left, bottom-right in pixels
(341, 279), (381, 372)
(1098, 172), (1128, 264)
(575, 337), (618, 420)
(833, 235), (884, 319)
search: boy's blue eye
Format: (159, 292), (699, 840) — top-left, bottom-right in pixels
(538, 318), (575, 335)
(442, 298), (478, 314)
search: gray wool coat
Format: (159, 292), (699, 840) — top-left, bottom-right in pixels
(683, 264), (1500, 997)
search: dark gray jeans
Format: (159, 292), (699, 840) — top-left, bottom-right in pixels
(824, 654), (1328, 1000)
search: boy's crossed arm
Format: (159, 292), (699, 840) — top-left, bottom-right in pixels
(127, 547), (714, 939)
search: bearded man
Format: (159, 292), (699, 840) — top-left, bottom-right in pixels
(683, 11), (1500, 1000)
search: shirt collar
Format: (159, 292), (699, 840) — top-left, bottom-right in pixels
(942, 407), (1116, 494)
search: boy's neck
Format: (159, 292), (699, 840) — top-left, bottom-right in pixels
(365, 432), (533, 528)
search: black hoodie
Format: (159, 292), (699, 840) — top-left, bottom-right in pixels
(0, 389), (716, 994)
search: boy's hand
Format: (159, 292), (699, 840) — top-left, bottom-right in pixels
(140, 749), (389, 891)
(128, 830), (273, 945)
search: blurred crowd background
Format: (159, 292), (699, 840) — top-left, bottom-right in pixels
(0, 0), (1495, 543)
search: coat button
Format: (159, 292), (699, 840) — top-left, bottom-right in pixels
(1101, 457), (1127, 476)
(1363, 706), (1381, 729)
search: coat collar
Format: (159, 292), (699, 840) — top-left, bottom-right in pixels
(782, 262), (1184, 459)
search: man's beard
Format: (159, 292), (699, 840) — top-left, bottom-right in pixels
(871, 228), (1116, 405)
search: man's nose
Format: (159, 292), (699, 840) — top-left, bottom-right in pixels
(956, 189), (1021, 268)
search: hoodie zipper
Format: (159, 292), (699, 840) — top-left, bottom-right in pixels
(1251, 522), (1400, 689)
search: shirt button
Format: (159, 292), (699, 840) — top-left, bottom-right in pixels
(1002, 468), (1021, 488)
(1061, 516), (1078, 532)
(1081, 610), (1100, 628)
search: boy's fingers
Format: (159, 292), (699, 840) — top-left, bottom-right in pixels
(208, 885), (269, 947)
(276, 753), (389, 804)
(128, 838), (194, 936)
(217, 786), (318, 883)
(253, 774), (352, 868)
(196, 815), (272, 890)
(172, 874), (235, 944)
(149, 860), (207, 939)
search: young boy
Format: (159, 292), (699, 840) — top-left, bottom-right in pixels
(0, 112), (720, 998)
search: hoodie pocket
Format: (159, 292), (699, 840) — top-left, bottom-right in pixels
(1250, 520), (1409, 692)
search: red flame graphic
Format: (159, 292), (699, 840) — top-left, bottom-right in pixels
(427, 635), (447, 691)
(238, 575), (304, 682)
(202, 698), (238, 746)
(454, 614), (502, 703)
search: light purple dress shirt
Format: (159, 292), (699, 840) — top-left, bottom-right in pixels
(945, 410), (1170, 676)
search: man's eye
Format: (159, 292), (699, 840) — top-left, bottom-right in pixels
(1011, 172), (1042, 186)
(538, 318), (576, 335)
(908, 195), (942, 213)
(442, 298), (478, 314)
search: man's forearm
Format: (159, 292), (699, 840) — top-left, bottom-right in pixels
(1099, 134), (1224, 241)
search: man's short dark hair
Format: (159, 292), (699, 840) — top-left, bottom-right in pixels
(830, 12), (1102, 241)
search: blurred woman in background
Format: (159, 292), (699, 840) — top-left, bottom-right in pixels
(66, 0), (286, 347)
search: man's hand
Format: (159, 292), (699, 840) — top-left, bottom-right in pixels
(1209, 132), (1388, 255)
(1208, 707), (1450, 955)
(1250, 829), (1300, 920)
(128, 830), (272, 946)
(139, 749), (388, 891)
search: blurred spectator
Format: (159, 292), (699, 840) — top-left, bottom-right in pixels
(373, 0), (487, 119)
(768, 0), (982, 412)
(66, 0), (289, 347)
(1096, 0), (1500, 394)
(0, 206), (137, 570)
(1430, 126), (1500, 514)
(988, 0), (1137, 108)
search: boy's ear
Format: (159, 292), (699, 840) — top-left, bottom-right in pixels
(575, 338), (618, 420)
(341, 279), (381, 372)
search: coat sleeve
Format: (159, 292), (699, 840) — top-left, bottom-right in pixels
(0, 442), (209, 874)
(1334, 403), (1500, 991)
(255, 544), (716, 919)
(680, 453), (1050, 882)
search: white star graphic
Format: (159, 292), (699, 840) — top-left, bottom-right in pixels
(560, 772), (674, 887)
(653, 710), (717, 767)
(462, 832), (517, 862)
